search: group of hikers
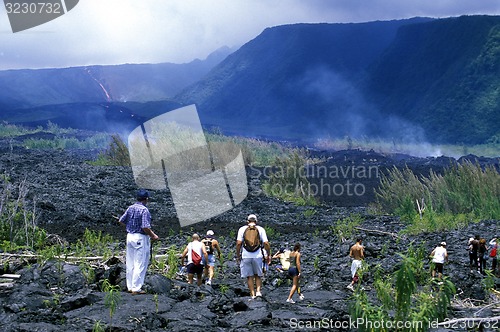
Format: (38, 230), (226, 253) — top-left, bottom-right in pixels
(116, 190), (305, 302)
(467, 235), (499, 276)
(179, 231), (221, 286)
(425, 235), (499, 281)
(346, 236), (498, 292)
(178, 214), (304, 303)
(116, 189), (498, 301)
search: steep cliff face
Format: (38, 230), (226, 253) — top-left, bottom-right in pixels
(176, 16), (500, 144)
(366, 15), (500, 144)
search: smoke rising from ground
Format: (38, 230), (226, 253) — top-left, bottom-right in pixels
(297, 66), (445, 157)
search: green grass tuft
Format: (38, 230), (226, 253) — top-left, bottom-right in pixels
(376, 161), (500, 233)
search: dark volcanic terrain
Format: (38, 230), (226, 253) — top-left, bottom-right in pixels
(0, 137), (499, 331)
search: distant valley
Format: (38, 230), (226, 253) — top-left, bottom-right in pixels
(1, 15), (499, 145)
(0, 47), (232, 133)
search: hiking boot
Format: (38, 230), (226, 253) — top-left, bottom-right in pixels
(299, 294), (305, 300)
(286, 298), (295, 304)
(255, 291), (262, 297)
(206, 280), (211, 285)
(132, 290), (147, 295)
(346, 284), (354, 291)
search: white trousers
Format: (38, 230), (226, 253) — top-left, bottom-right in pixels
(126, 233), (150, 292)
(351, 259), (362, 278)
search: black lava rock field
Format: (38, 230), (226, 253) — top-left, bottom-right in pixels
(0, 137), (499, 331)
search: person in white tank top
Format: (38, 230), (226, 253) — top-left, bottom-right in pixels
(430, 242), (448, 279)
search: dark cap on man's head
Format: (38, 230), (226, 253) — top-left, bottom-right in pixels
(137, 189), (150, 200)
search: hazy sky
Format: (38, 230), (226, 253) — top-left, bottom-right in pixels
(0, 0), (499, 70)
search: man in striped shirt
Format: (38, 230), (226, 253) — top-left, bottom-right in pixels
(119, 189), (159, 294)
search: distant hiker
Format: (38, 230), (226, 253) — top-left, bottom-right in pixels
(118, 189), (159, 294)
(286, 243), (305, 303)
(430, 242), (448, 279)
(272, 247), (291, 272)
(489, 237), (498, 275)
(201, 230), (221, 285)
(347, 238), (364, 291)
(468, 235), (480, 273)
(181, 233), (209, 286)
(478, 238), (489, 275)
(236, 214), (271, 299)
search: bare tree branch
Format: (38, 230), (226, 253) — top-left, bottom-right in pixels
(354, 226), (404, 240)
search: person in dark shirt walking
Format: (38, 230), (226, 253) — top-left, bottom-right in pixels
(478, 238), (489, 275)
(468, 235), (480, 273)
(118, 189), (159, 294)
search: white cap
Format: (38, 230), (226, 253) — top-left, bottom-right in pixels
(441, 241), (447, 246)
(206, 230), (214, 236)
(247, 214), (257, 222)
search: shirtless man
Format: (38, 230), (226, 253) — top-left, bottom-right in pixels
(347, 238), (364, 291)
